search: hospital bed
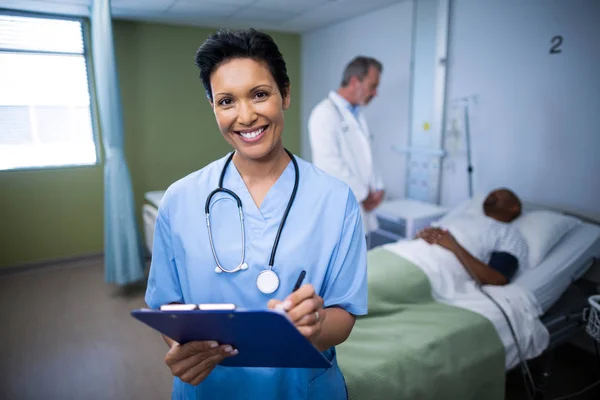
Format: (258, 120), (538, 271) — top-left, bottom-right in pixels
(340, 199), (600, 399)
(374, 199), (600, 338)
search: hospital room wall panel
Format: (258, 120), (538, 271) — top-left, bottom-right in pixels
(0, 20), (301, 269)
(300, 1), (413, 200)
(440, 0), (600, 220)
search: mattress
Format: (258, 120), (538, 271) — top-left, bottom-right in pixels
(513, 222), (600, 312)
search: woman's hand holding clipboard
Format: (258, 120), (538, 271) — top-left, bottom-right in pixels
(164, 338), (238, 386)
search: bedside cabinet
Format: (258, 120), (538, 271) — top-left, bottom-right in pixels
(369, 199), (448, 248)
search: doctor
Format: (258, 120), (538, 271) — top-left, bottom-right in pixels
(308, 56), (385, 236)
(145, 28), (367, 400)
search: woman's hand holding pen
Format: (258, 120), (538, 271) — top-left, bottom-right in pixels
(267, 284), (325, 344)
(164, 340), (238, 386)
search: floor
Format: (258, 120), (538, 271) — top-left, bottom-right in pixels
(505, 342), (600, 400)
(1, 257), (600, 400)
(0, 257), (172, 400)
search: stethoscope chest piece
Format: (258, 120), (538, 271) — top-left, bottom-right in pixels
(256, 269), (279, 294)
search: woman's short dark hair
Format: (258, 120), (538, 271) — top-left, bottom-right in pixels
(195, 28), (290, 101)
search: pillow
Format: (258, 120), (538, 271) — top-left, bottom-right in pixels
(436, 192), (487, 225)
(515, 210), (581, 268)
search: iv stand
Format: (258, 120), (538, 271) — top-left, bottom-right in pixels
(453, 96), (477, 199)
(463, 98), (474, 198)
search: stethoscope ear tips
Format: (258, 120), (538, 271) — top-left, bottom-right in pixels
(215, 267), (222, 274)
(241, 263), (249, 270)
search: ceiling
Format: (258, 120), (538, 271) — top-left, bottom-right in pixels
(0, 0), (403, 33)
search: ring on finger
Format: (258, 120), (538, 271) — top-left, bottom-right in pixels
(315, 310), (320, 322)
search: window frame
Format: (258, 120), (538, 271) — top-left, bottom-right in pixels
(0, 9), (101, 172)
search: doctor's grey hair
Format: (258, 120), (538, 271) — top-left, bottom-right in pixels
(195, 28), (290, 101)
(340, 56), (383, 87)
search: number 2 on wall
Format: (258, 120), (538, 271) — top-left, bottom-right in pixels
(550, 35), (563, 54)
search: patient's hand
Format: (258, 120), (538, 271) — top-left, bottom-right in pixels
(434, 229), (457, 251)
(416, 228), (457, 251)
(426, 228), (457, 251)
(416, 228), (440, 244)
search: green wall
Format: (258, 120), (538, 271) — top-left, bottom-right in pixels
(0, 166), (104, 267)
(0, 20), (301, 268)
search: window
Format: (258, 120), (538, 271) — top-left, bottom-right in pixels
(0, 13), (97, 171)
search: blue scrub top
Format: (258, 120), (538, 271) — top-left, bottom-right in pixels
(145, 153), (368, 400)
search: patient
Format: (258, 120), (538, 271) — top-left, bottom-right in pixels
(416, 188), (527, 286)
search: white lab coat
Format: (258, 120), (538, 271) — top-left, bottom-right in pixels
(308, 91), (384, 234)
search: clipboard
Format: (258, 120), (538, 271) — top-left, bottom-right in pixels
(131, 305), (331, 369)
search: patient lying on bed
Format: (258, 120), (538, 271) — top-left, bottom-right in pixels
(415, 188), (528, 286)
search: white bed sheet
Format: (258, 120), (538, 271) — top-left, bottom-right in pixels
(513, 222), (600, 312)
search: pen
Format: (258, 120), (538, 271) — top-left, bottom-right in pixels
(292, 270), (306, 293)
(275, 270), (306, 312)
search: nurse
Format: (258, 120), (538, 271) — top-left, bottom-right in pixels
(145, 28), (367, 399)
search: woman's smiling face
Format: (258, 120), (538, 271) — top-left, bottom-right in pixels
(210, 57), (290, 162)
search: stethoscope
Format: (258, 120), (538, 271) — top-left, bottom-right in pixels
(204, 149), (299, 294)
(329, 97), (350, 133)
(328, 95), (373, 142)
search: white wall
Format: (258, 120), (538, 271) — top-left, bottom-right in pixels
(301, 1), (413, 199)
(441, 0), (600, 219)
